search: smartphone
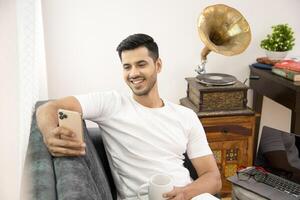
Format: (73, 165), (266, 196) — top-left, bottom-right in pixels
(57, 109), (84, 142)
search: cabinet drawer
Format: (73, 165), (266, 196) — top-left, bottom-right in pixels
(200, 115), (254, 126)
(204, 125), (252, 142)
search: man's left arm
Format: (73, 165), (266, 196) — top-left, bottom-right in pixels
(164, 154), (221, 200)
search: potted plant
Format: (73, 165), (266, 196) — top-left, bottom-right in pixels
(260, 24), (295, 60)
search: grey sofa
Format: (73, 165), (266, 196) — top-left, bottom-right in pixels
(21, 102), (202, 200)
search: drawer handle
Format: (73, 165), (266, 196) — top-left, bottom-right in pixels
(221, 128), (228, 134)
(204, 125), (251, 136)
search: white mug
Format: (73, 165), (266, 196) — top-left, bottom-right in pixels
(137, 174), (174, 200)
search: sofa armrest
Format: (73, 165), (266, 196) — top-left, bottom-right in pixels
(21, 104), (57, 200)
(21, 101), (116, 200)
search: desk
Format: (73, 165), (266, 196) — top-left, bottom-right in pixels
(249, 65), (300, 156)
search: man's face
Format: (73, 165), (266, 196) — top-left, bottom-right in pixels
(121, 46), (161, 96)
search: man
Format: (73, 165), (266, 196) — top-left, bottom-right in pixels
(36, 33), (221, 200)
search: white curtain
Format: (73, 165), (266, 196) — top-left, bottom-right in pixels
(16, 0), (48, 189)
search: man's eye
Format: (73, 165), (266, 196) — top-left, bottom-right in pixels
(123, 66), (130, 70)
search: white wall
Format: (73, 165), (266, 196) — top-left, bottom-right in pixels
(0, 1), (298, 199)
(0, 0), (20, 199)
(42, 0), (300, 133)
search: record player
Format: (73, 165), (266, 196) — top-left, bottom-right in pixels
(181, 4), (252, 116)
(194, 3), (251, 85)
(182, 77), (250, 115)
(179, 5), (256, 196)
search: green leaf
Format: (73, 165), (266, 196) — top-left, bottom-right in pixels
(260, 24), (295, 51)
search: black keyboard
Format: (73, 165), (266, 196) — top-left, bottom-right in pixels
(249, 168), (300, 197)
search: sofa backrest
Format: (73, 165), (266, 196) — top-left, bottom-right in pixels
(86, 126), (117, 199)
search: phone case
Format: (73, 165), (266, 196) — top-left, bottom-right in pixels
(58, 109), (83, 142)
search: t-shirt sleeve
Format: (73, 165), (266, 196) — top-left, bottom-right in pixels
(73, 90), (122, 122)
(186, 111), (212, 159)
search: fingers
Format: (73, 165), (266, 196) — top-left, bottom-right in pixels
(44, 127), (86, 157)
(51, 126), (74, 138)
(163, 188), (177, 200)
(60, 134), (78, 141)
(48, 142), (86, 157)
(49, 146), (86, 157)
(164, 187), (186, 200)
(47, 138), (86, 157)
(48, 138), (85, 149)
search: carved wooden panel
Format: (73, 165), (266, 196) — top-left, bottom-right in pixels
(201, 115), (255, 197)
(186, 77), (248, 112)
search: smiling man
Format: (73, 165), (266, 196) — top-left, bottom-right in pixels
(36, 33), (221, 200)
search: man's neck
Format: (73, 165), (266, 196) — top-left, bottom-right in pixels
(133, 93), (164, 108)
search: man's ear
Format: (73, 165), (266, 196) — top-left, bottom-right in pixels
(156, 58), (162, 73)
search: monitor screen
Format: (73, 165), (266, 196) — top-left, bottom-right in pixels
(255, 126), (300, 184)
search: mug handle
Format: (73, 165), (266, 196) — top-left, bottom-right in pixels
(137, 183), (149, 200)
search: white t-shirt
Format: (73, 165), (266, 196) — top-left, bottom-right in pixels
(74, 91), (212, 200)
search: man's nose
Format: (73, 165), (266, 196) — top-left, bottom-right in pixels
(129, 66), (140, 77)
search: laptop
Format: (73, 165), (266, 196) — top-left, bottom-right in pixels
(227, 126), (300, 200)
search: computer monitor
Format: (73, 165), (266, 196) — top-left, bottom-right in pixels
(255, 126), (300, 184)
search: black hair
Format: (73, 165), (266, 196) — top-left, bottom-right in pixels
(116, 33), (159, 61)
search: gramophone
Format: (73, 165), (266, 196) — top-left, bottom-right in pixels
(195, 4), (251, 86)
(181, 4), (253, 116)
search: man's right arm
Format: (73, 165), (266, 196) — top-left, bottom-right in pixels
(36, 96), (86, 157)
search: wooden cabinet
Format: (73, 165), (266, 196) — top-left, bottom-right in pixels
(200, 115), (255, 196)
(180, 77), (256, 197)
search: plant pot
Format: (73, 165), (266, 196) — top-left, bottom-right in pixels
(265, 50), (288, 60)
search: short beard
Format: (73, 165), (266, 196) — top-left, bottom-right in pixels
(129, 77), (157, 96)
(132, 88), (151, 96)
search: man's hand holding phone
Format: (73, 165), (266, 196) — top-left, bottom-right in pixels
(44, 127), (86, 157)
(43, 109), (86, 157)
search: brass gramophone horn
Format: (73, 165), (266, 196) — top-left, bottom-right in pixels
(196, 4), (251, 74)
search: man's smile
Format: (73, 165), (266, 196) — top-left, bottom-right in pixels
(130, 77), (145, 87)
